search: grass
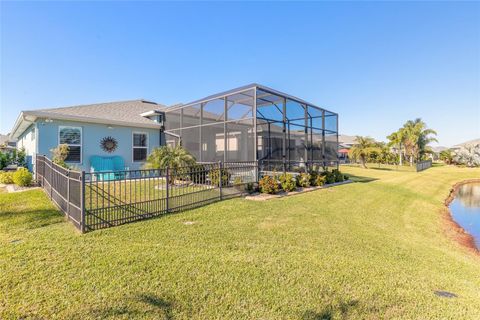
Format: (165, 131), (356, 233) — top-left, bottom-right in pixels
(343, 162), (418, 172)
(1, 165), (480, 319)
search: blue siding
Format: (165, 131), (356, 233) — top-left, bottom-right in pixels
(36, 119), (164, 171)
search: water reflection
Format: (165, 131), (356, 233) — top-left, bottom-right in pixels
(456, 183), (480, 208)
(449, 183), (480, 249)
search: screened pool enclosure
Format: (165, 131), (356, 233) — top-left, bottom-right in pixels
(164, 84), (338, 172)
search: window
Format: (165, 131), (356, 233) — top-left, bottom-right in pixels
(59, 126), (82, 163)
(133, 132), (148, 162)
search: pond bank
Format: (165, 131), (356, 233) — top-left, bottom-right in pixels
(443, 179), (480, 255)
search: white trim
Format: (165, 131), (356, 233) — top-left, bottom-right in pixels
(58, 126), (83, 164)
(132, 131), (148, 163)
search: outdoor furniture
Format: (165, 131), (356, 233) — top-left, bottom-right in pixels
(90, 156), (128, 181)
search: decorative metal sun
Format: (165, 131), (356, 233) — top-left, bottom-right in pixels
(100, 136), (118, 153)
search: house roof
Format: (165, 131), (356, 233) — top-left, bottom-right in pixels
(10, 99), (167, 139)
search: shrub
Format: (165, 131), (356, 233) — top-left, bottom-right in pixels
(343, 174), (349, 181)
(50, 144), (70, 168)
(189, 163), (207, 184)
(279, 173), (296, 192)
(0, 171), (14, 184)
(0, 153), (8, 170)
(309, 170), (319, 186)
(297, 172), (311, 188)
(332, 169), (344, 183)
(322, 170), (336, 184)
(316, 175), (326, 186)
(15, 148), (27, 167)
(259, 175), (279, 194)
(13, 168), (33, 187)
(246, 182), (257, 194)
(209, 168), (230, 187)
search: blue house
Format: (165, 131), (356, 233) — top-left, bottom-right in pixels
(9, 100), (166, 172)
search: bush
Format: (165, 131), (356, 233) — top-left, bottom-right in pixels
(309, 170), (319, 186)
(13, 168), (33, 187)
(297, 172), (311, 188)
(0, 171), (14, 184)
(322, 170), (336, 184)
(343, 174), (349, 181)
(316, 175), (326, 186)
(50, 144), (70, 168)
(332, 169), (344, 183)
(209, 168), (230, 187)
(246, 182), (257, 194)
(259, 175), (279, 194)
(279, 173), (296, 192)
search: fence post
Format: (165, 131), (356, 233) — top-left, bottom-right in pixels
(66, 170), (70, 219)
(165, 167), (170, 213)
(219, 161), (223, 200)
(49, 160), (53, 199)
(80, 171), (86, 233)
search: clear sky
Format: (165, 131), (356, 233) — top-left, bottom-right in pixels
(1, 1), (479, 147)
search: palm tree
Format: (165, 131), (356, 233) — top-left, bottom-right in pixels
(348, 136), (379, 169)
(144, 145), (196, 170)
(387, 129), (406, 166)
(399, 118), (437, 165)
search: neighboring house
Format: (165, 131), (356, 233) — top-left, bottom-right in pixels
(9, 100), (166, 172)
(0, 133), (16, 153)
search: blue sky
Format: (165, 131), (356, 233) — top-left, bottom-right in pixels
(1, 1), (479, 146)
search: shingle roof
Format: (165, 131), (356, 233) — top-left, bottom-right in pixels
(31, 99), (166, 127)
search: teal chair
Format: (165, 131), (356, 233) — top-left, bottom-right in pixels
(90, 156), (127, 181)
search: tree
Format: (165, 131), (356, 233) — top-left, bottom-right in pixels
(387, 130), (406, 166)
(392, 118), (437, 166)
(439, 149), (453, 164)
(454, 144), (480, 167)
(144, 145), (196, 170)
(348, 136), (380, 169)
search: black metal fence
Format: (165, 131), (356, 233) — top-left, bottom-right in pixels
(35, 155), (259, 232)
(36, 155), (84, 230)
(416, 160), (433, 172)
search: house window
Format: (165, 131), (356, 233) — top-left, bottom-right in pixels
(133, 132), (148, 162)
(59, 126), (82, 163)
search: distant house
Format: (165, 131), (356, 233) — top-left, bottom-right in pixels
(9, 100), (166, 171)
(0, 134), (16, 153)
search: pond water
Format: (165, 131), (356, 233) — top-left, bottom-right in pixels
(449, 183), (480, 249)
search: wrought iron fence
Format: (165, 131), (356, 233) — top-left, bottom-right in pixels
(36, 155), (344, 232)
(36, 155), (258, 232)
(416, 160), (432, 172)
(36, 155), (84, 230)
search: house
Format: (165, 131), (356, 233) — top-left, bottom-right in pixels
(9, 84), (340, 173)
(0, 134), (17, 153)
(9, 100), (166, 172)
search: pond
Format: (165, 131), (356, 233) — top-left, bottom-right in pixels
(449, 182), (480, 249)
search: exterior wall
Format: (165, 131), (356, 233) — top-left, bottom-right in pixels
(17, 123), (37, 171)
(36, 119), (164, 172)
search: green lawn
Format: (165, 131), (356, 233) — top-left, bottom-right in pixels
(1, 165), (480, 319)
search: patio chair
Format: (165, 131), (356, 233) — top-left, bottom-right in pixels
(90, 156), (127, 181)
